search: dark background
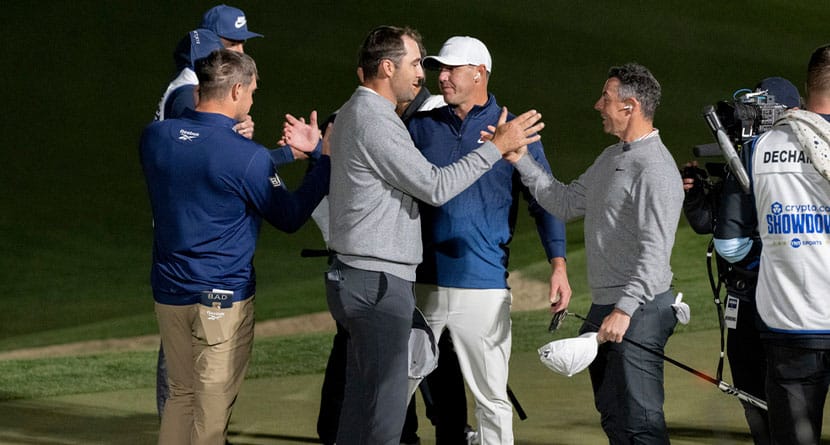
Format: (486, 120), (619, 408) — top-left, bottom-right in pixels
(2, 0), (827, 347)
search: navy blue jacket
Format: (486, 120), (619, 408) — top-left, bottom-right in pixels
(408, 94), (566, 289)
(140, 109), (329, 305)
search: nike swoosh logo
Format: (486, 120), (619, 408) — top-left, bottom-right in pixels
(235, 17), (246, 29)
(477, 138), (485, 144)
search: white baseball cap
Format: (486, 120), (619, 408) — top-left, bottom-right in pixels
(538, 332), (599, 377)
(423, 36), (492, 73)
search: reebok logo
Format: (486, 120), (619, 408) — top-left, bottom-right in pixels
(235, 16), (246, 29)
(178, 129), (200, 142)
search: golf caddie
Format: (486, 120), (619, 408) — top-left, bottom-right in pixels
(139, 48), (329, 444)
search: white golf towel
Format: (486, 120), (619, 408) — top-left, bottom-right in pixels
(776, 109), (830, 181)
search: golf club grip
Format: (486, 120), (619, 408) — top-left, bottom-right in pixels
(718, 382), (768, 411)
(506, 385), (528, 420)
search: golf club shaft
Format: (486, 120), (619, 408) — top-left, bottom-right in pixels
(569, 312), (768, 410)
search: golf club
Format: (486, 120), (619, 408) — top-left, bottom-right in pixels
(562, 311), (768, 411)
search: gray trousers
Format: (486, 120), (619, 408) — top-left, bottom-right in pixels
(580, 290), (677, 445)
(325, 259), (415, 445)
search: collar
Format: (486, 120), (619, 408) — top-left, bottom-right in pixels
(447, 93), (497, 121)
(357, 85), (379, 96)
(183, 108), (238, 129)
(621, 129), (659, 151)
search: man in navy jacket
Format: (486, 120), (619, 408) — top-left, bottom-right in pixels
(409, 36), (570, 444)
(140, 49), (329, 444)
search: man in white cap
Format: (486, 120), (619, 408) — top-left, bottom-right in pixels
(325, 26), (543, 445)
(200, 4), (263, 53)
(408, 36), (570, 444)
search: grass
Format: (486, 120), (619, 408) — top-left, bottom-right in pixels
(4, 330), (830, 444)
(0, 222), (717, 402)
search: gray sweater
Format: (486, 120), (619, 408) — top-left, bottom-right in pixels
(514, 132), (683, 315)
(328, 87), (502, 280)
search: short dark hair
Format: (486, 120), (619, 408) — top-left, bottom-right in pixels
(195, 49), (258, 102)
(608, 63), (661, 120)
(358, 25), (423, 80)
(807, 44), (830, 95)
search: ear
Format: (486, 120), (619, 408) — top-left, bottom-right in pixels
(230, 83), (243, 102)
(379, 59), (395, 79)
(474, 66), (485, 82)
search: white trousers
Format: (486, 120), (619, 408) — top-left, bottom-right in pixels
(415, 284), (513, 445)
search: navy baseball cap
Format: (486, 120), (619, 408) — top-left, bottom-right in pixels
(173, 28), (223, 71)
(756, 76), (801, 109)
(200, 4), (263, 41)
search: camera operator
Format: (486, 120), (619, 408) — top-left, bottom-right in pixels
(681, 76), (801, 445)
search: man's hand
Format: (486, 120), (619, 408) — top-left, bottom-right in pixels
(549, 257), (572, 313)
(233, 114), (255, 139)
(282, 111), (320, 154)
(597, 309), (631, 344)
(681, 160), (707, 193)
(503, 146), (527, 164)
(490, 107), (544, 155)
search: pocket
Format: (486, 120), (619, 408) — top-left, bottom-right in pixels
(197, 290), (241, 345)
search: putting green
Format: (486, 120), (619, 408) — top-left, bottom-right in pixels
(1, 329), (828, 444)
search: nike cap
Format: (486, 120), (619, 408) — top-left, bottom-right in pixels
(200, 4), (263, 41)
(423, 36), (491, 73)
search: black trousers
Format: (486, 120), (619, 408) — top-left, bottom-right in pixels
(764, 343), (830, 445)
(726, 299), (770, 444)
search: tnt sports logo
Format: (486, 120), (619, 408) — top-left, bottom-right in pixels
(770, 202), (783, 215)
(791, 238), (802, 248)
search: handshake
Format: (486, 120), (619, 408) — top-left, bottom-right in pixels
(278, 106), (545, 163)
(480, 107), (544, 163)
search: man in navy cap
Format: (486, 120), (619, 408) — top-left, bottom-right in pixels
(200, 4), (263, 53)
(154, 28), (223, 122)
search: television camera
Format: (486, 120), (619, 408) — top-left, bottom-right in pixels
(689, 89), (788, 193)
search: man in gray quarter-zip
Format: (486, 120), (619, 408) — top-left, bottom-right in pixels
(325, 25), (544, 445)
(506, 63), (683, 445)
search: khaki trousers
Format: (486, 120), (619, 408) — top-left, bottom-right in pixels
(155, 297), (255, 445)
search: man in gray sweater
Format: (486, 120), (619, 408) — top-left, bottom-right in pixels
(506, 63), (683, 444)
(325, 25), (544, 445)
